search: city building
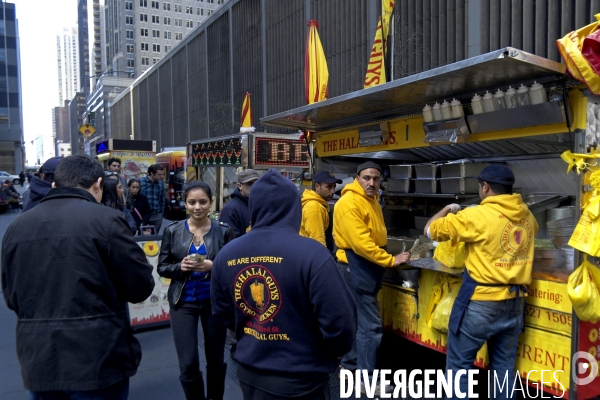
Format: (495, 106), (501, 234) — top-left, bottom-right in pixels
(0, 2), (24, 174)
(52, 101), (71, 157)
(69, 91), (86, 155)
(56, 27), (80, 106)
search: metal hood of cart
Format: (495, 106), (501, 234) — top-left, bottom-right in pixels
(260, 48), (569, 133)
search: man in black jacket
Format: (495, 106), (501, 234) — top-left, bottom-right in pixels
(1, 154), (155, 400)
(219, 168), (260, 237)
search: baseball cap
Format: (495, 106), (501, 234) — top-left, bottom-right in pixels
(356, 161), (382, 175)
(314, 171), (343, 184)
(40, 156), (64, 175)
(472, 164), (515, 185)
(238, 169), (260, 183)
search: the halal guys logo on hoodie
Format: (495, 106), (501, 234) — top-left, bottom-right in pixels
(234, 265), (281, 323)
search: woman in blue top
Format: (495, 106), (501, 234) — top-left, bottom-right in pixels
(158, 181), (234, 400)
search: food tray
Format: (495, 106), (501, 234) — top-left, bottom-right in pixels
(389, 165), (414, 179)
(414, 164), (439, 179)
(413, 179), (438, 194)
(440, 162), (491, 178)
(387, 178), (413, 193)
(439, 177), (480, 194)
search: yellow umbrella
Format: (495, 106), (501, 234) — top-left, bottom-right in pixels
(240, 92), (255, 133)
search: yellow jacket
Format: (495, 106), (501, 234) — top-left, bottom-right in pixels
(429, 193), (539, 301)
(333, 179), (394, 267)
(299, 189), (330, 247)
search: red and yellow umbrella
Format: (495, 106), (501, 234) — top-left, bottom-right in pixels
(240, 91), (255, 133)
(305, 20), (329, 105)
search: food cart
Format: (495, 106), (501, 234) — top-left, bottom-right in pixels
(261, 48), (600, 399)
(186, 132), (312, 212)
(95, 139), (156, 182)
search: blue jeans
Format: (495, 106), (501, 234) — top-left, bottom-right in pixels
(446, 299), (523, 400)
(28, 379), (129, 400)
(337, 261), (357, 370)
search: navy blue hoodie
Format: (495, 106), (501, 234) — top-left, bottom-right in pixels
(211, 169), (356, 377)
(22, 176), (52, 212)
(219, 187), (250, 237)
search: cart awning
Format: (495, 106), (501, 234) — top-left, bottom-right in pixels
(261, 48), (569, 132)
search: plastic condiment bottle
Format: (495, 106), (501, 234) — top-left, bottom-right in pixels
(432, 102), (442, 121)
(529, 81), (548, 104)
(505, 86), (518, 109)
(450, 98), (464, 118)
(516, 84), (531, 106)
(471, 94), (484, 114)
(482, 90), (498, 113)
(440, 100), (452, 120)
(422, 104), (434, 122)
(494, 89), (506, 110)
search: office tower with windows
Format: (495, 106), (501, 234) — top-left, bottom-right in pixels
(57, 27), (80, 106)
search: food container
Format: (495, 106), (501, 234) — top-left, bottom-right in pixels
(387, 237), (417, 254)
(439, 177), (480, 194)
(450, 98), (464, 118)
(389, 165), (414, 179)
(440, 100), (452, 119)
(413, 179), (438, 194)
(432, 102), (442, 121)
(482, 90), (499, 112)
(414, 163), (439, 179)
(471, 94), (484, 114)
(422, 104), (434, 122)
(505, 86), (518, 109)
(440, 162), (490, 178)
(387, 178), (413, 193)
(529, 81), (548, 104)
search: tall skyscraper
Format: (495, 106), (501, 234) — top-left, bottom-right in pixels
(56, 27), (80, 106)
(0, 2), (24, 173)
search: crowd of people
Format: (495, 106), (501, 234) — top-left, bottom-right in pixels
(1, 154), (535, 400)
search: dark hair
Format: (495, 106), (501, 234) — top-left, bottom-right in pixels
(478, 179), (512, 195)
(101, 178), (122, 209)
(183, 181), (213, 201)
(128, 178), (141, 187)
(54, 155), (105, 189)
(107, 157), (122, 166)
(148, 164), (164, 175)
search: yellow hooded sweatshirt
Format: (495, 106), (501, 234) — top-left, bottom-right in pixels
(299, 189), (330, 247)
(429, 193), (539, 301)
(333, 179), (394, 267)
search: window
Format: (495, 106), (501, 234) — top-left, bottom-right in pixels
(164, 45), (172, 53)
(163, 2), (170, 10)
(127, 59), (135, 67)
(207, 0), (213, 3)
(125, 1), (133, 10)
(185, 6), (192, 14)
(174, 4), (181, 12)
(153, 57), (160, 64)
(126, 30), (134, 39)
(217, 0), (223, 3)
(197, 8), (202, 15)
(186, 20), (193, 28)
(139, 0), (147, 6)
(151, 1), (159, 9)
(141, 42), (149, 51)
(163, 17), (171, 25)
(140, 28), (149, 36)
(152, 15), (160, 23)
(140, 13), (148, 22)
(126, 44), (134, 53)
(175, 18), (182, 26)
(175, 32), (182, 40)
(153, 44), (160, 52)
(142, 57), (150, 65)
(152, 29), (160, 38)
(126, 16), (134, 24)
(164, 31), (171, 39)
(206, 9), (211, 16)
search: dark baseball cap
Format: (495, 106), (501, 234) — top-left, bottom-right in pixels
(238, 169), (260, 183)
(314, 171), (342, 184)
(472, 164), (515, 185)
(356, 161), (382, 175)
(40, 156), (64, 175)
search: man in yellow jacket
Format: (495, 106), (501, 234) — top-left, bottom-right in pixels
(333, 161), (410, 388)
(300, 171), (342, 251)
(424, 164), (538, 399)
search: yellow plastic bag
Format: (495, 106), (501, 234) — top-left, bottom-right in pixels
(567, 255), (600, 323)
(569, 195), (600, 256)
(556, 14), (600, 94)
(430, 278), (462, 333)
(433, 240), (467, 268)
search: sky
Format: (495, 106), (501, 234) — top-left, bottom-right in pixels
(11, 0), (77, 163)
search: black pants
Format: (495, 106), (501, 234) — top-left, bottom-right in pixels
(239, 381), (330, 400)
(169, 300), (227, 381)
